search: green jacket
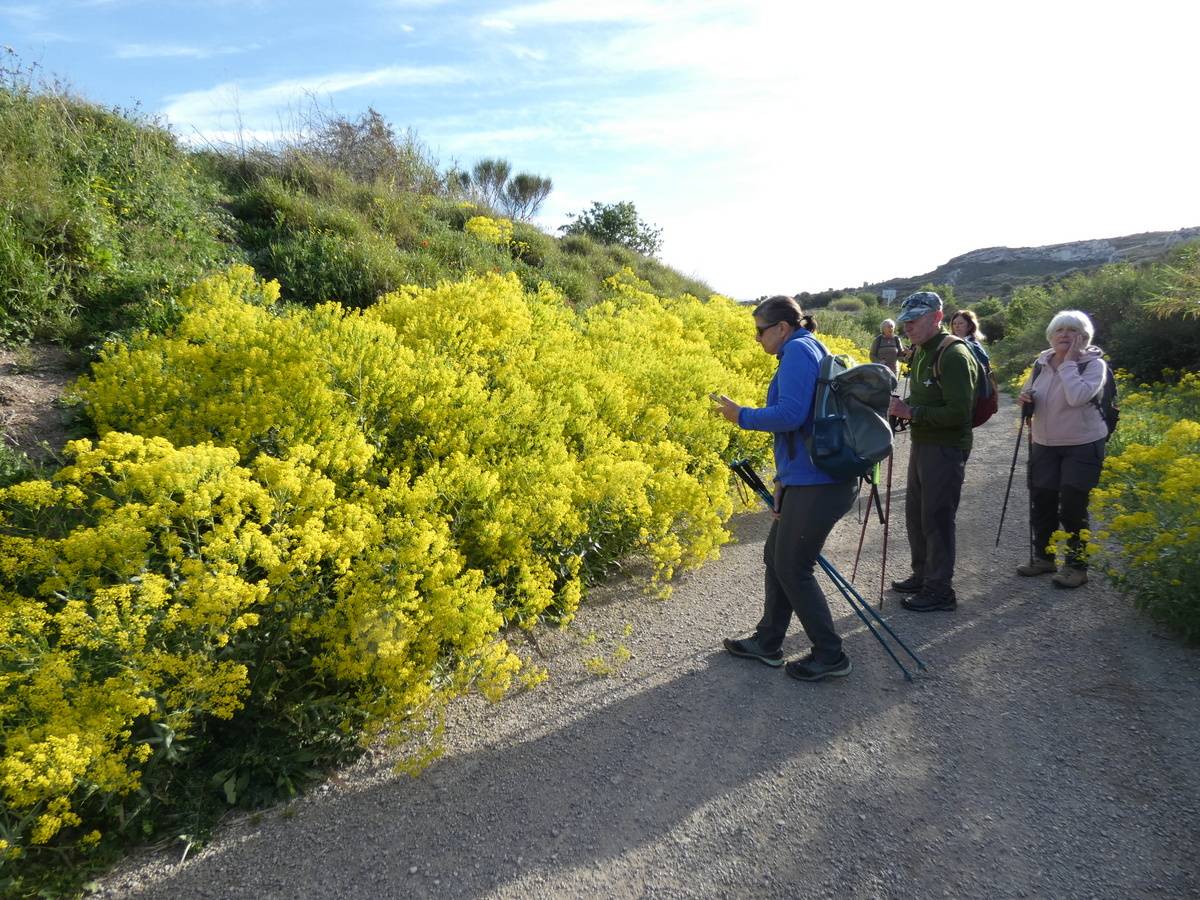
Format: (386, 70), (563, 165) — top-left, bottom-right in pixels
(908, 332), (977, 450)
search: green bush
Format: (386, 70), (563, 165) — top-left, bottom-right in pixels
(0, 77), (234, 342)
(990, 248), (1200, 385)
(259, 229), (407, 308)
(829, 296), (865, 313)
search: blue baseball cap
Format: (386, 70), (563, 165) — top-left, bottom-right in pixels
(896, 291), (943, 323)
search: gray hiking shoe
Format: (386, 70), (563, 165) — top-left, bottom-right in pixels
(1052, 567), (1088, 589)
(1017, 557), (1057, 576)
(723, 635), (784, 667)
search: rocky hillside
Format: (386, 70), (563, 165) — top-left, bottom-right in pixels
(869, 226), (1200, 300)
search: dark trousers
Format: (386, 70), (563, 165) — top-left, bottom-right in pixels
(905, 443), (969, 596)
(1029, 440), (1105, 569)
(755, 480), (857, 664)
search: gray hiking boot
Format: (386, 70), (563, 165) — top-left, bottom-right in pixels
(1052, 567), (1088, 589)
(1017, 557), (1057, 577)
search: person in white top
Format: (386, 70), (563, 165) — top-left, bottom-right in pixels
(1016, 310), (1110, 588)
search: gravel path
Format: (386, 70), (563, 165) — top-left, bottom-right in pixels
(93, 394), (1200, 899)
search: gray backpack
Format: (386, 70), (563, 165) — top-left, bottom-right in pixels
(805, 350), (897, 480)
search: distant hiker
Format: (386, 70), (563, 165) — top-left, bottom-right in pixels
(887, 291), (978, 612)
(950, 309), (989, 362)
(712, 296), (856, 681)
(1015, 310), (1110, 589)
(800, 313), (818, 333)
(869, 318), (905, 376)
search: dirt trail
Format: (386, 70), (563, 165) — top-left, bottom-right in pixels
(93, 394), (1200, 899)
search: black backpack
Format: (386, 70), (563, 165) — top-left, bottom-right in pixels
(1031, 358), (1119, 437)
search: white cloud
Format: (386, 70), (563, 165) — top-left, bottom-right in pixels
(115, 42), (257, 60)
(375, 0), (451, 7)
(0, 4), (44, 21)
(162, 64), (468, 134)
(400, 23), (414, 32)
(480, 18), (515, 32)
(508, 45), (546, 62)
(435, 124), (558, 156)
(487, 0), (706, 26)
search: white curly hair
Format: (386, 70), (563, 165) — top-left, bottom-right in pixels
(1045, 309), (1095, 345)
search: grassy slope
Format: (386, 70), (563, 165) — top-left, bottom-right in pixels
(0, 85), (715, 350)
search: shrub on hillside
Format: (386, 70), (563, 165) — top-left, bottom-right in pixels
(298, 106), (445, 194)
(0, 432), (511, 875)
(0, 75), (233, 342)
(977, 311), (1006, 342)
(1091, 372), (1200, 640)
(990, 251), (1200, 385)
(260, 228), (408, 308)
(8, 265), (869, 884)
(75, 266), (771, 616)
(829, 297), (865, 313)
(560, 201), (663, 257)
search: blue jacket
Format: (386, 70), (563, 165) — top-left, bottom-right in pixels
(737, 330), (838, 486)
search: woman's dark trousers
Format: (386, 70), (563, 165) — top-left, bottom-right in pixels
(755, 480), (857, 664)
(1029, 439), (1106, 569)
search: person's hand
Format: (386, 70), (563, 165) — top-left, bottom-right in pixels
(1018, 390), (1035, 420)
(888, 395), (912, 420)
(711, 393), (741, 424)
(772, 481), (784, 521)
(1066, 332), (1086, 362)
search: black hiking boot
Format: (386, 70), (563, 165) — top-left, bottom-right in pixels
(890, 574), (923, 594)
(901, 589), (957, 612)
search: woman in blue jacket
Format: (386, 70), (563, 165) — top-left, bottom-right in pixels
(712, 296), (858, 681)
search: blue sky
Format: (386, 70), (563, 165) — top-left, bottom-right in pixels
(4, 0), (1199, 298)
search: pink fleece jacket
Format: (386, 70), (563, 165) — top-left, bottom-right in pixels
(1022, 346), (1110, 446)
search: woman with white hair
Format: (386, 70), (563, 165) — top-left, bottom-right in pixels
(1016, 310), (1110, 588)
(869, 318), (905, 375)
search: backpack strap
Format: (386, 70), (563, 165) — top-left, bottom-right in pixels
(785, 333), (830, 458)
(1076, 358), (1108, 414)
(929, 334), (962, 383)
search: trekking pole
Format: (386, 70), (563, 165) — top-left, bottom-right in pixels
(851, 474), (881, 582)
(995, 403), (1031, 547)
(727, 460), (926, 681)
(1026, 413), (1036, 565)
(819, 555), (926, 670)
(817, 555), (924, 681)
(729, 458), (774, 509)
(879, 446), (894, 609)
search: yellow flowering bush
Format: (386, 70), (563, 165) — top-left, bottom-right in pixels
(10, 264), (861, 878)
(0, 432), (511, 868)
(1090, 372), (1200, 639)
(464, 215), (514, 246)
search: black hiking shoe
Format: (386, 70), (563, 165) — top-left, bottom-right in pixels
(890, 574), (923, 594)
(901, 590), (957, 612)
(723, 635), (784, 668)
(786, 652), (852, 682)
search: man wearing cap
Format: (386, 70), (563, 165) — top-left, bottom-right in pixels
(887, 291), (978, 611)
